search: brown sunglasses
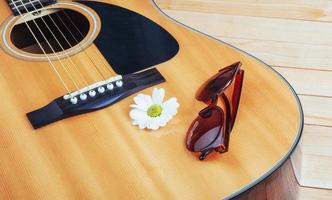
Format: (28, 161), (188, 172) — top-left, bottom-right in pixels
(185, 62), (244, 160)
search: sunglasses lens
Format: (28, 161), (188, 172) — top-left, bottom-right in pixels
(196, 62), (241, 102)
(186, 106), (224, 152)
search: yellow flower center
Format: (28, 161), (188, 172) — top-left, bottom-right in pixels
(147, 104), (163, 117)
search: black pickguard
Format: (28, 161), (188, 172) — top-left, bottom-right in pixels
(78, 1), (179, 75)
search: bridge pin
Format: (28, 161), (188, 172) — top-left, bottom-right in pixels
(98, 86), (105, 93)
(116, 80), (123, 87)
(89, 90), (96, 97)
(80, 93), (87, 100)
(70, 97), (78, 105)
(107, 83), (114, 90)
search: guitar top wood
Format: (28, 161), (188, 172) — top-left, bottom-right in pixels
(0, 0), (303, 199)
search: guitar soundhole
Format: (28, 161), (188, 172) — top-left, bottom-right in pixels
(10, 8), (90, 54)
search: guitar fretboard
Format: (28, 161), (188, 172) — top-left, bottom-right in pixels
(8, 0), (57, 16)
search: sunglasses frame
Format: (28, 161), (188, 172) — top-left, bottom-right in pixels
(186, 62), (244, 160)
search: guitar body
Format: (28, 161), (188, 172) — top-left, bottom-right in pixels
(0, 0), (303, 199)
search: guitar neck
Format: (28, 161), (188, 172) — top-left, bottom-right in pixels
(8, 0), (57, 16)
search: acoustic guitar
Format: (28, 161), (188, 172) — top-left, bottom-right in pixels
(0, 0), (303, 199)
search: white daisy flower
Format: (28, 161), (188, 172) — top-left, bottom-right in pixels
(129, 88), (180, 130)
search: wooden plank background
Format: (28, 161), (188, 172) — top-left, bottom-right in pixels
(155, 0), (332, 197)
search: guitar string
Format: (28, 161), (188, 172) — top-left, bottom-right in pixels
(19, 0), (90, 89)
(11, 1), (116, 81)
(9, 0), (38, 6)
(25, 0), (93, 86)
(58, 10), (113, 78)
(13, 0), (108, 131)
(14, 0), (115, 79)
(31, 1), (114, 131)
(11, 0), (71, 93)
(13, 0), (80, 91)
(33, 0), (111, 80)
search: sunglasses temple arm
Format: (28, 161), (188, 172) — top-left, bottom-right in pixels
(220, 94), (232, 151)
(218, 70), (244, 153)
(230, 70), (245, 130)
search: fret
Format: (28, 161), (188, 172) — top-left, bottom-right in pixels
(8, 0), (57, 16)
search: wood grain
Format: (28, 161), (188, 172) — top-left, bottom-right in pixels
(160, 9), (332, 46)
(157, 0), (332, 22)
(275, 67), (332, 97)
(220, 37), (332, 71)
(235, 158), (332, 200)
(234, 159), (298, 200)
(292, 125), (332, 189)
(155, 0), (332, 192)
(0, 0), (302, 199)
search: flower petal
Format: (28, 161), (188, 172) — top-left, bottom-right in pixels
(162, 97), (179, 116)
(152, 88), (165, 104)
(133, 94), (153, 111)
(156, 116), (167, 127)
(130, 104), (147, 111)
(147, 119), (159, 130)
(129, 109), (147, 121)
(138, 121), (147, 129)
(130, 88), (179, 131)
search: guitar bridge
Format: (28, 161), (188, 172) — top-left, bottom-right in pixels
(27, 68), (165, 129)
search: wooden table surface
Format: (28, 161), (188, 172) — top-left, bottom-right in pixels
(155, 0), (332, 198)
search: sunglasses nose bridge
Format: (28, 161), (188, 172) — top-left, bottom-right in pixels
(198, 107), (213, 118)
